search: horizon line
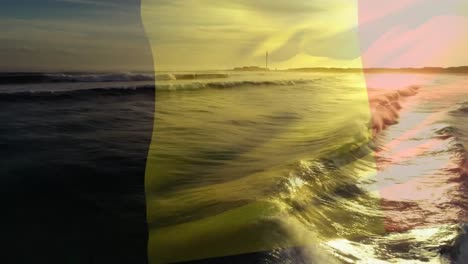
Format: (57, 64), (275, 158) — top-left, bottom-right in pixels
(2, 65), (468, 74)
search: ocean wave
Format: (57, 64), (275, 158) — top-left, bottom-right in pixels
(173, 73), (229, 80)
(0, 72), (232, 84)
(369, 85), (420, 135)
(440, 223), (468, 263)
(0, 79), (319, 100)
(155, 73), (230, 81)
(47, 73), (155, 82)
(155, 79), (315, 91)
(450, 101), (468, 114)
(0, 73), (155, 84)
(0, 85), (155, 101)
(435, 125), (457, 137)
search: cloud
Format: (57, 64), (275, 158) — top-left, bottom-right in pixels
(359, 0), (468, 67)
(142, 0), (360, 70)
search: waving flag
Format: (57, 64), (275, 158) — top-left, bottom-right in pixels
(2, 1), (468, 263)
(143, 0), (468, 263)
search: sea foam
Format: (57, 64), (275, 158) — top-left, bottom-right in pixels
(369, 85), (420, 135)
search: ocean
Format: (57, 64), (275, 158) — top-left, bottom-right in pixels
(1, 71), (467, 263)
(0, 73), (155, 263)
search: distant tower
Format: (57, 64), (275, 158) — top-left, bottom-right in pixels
(266, 51), (269, 69)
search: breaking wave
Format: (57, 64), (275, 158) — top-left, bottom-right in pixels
(0, 85), (155, 101)
(369, 85), (420, 134)
(0, 79), (318, 100)
(0, 72), (231, 84)
(155, 79), (315, 91)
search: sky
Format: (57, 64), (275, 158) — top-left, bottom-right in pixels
(0, 0), (153, 72)
(143, 0), (468, 70)
(142, 0), (363, 71)
(2, 0), (468, 71)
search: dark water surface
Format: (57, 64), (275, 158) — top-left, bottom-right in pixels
(0, 82), (154, 263)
